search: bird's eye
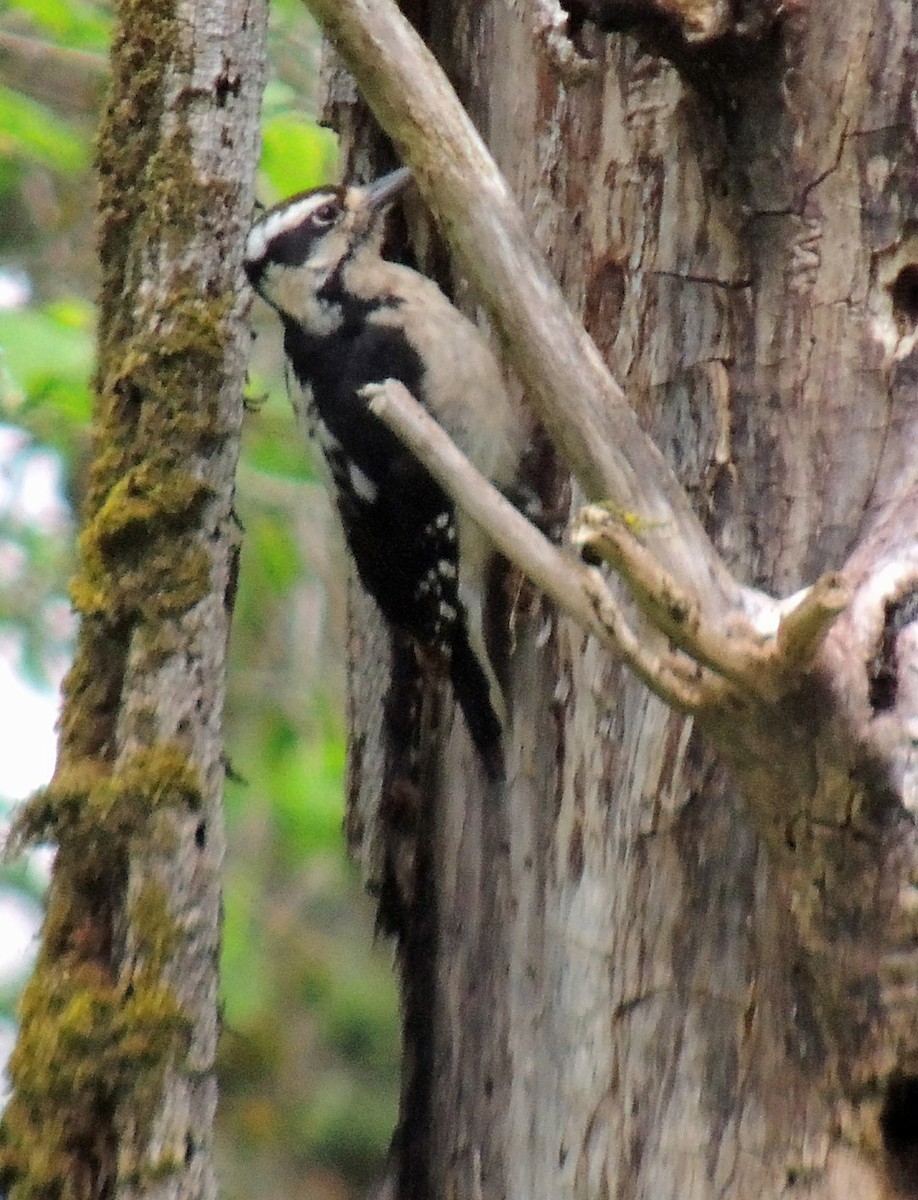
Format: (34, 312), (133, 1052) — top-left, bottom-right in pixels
(311, 201), (339, 227)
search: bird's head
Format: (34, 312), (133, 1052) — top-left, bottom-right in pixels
(243, 167), (412, 324)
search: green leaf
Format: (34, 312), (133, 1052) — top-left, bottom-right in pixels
(0, 85), (89, 174)
(221, 872), (274, 1026)
(270, 723), (346, 860)
(246, 512), (302, 593)
(241, 406), (315, 481)
(299, 1074), (396, 1176)
(322, 970), (400, 1072)
(259, 114), (338, 203)
(12, 0), (111, 51)
(0, 301), (95, 444)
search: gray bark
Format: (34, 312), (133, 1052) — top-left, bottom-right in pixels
(1, 1), (266, 1197)
(318, 1), (918, 1198)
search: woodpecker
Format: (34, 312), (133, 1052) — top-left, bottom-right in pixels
(243, 167), (528, 776)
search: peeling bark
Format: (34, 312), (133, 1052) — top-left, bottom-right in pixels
(310, 0), (918, 1197)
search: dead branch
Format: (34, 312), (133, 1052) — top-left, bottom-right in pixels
(365, 380), (715, 711)
(303, 0), (858, 714)
(303, 0), (745, 624)
(368, 379), (849, 714)
(316, 0), (918, 1173)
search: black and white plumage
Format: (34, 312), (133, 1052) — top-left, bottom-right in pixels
(243, 168), (527, 775)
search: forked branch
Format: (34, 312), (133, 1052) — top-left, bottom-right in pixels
(306, 0), (849, 720)
(367, 381), (847, 715)
(364, 381), (713, 711)
(317, 0), (918, 1151)
(303, 0), (741, 621)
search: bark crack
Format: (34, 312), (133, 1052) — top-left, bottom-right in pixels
(868, 588), (918, 713)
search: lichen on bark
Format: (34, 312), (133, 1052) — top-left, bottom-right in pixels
(0, 0), (266, 1192)
(0, 746), (201, 1198)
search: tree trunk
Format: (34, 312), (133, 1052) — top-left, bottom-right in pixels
(0, 1), (266, 1197)
(324, 1), (918, 1197)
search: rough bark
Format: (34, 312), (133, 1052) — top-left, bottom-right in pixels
(313, 0), (918, 1198)
(0, 1), (266, 1197)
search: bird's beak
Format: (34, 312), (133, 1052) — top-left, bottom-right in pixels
(363, 166), (413, 213)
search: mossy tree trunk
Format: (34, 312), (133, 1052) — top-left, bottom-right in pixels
(0, 1), (266, 1197)
(324, 2), (918, 1198)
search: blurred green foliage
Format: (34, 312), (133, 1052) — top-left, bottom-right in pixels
(0, 82), (90, 175)
(0, 1), (398, 1196)
(261, 88), (339, 205)
(11, 0), (111, 47)
(0, 300), (94, 449)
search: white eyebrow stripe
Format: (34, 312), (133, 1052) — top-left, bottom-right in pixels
(244, 193), (336, 263)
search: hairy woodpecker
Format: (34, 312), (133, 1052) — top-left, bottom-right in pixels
(243, 168), (528, 776)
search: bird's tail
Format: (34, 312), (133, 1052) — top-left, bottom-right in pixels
(450, 620), (505, 782)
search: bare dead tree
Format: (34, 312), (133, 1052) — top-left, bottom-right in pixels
(307, 1), (918, 1197)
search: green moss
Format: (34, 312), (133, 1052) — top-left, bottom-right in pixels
(71, 277), (235, 632)
(2, 0), (246, 1188)
(119, 973), (188, 1069)
(0, 960), (189, 1198)
(57, 623), (129, 763)
(12, 745), (202, 852)
(83, 7), (238, 640)
(92, 464), (212, 545)
(95, 0), (184, 324)
(70, 461), (214, 625)
(8, 762), (109, 855)
(2, 745), (202, 1197)
(94, 105), (239, 501)
(120, 745), (203, 810)
(129, 881), (182, 975)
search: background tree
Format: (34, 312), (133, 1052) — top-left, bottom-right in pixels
(310, 2), (918, 1198)
(0, 2), (398, 1198)
(0, 0), (267, 1191)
